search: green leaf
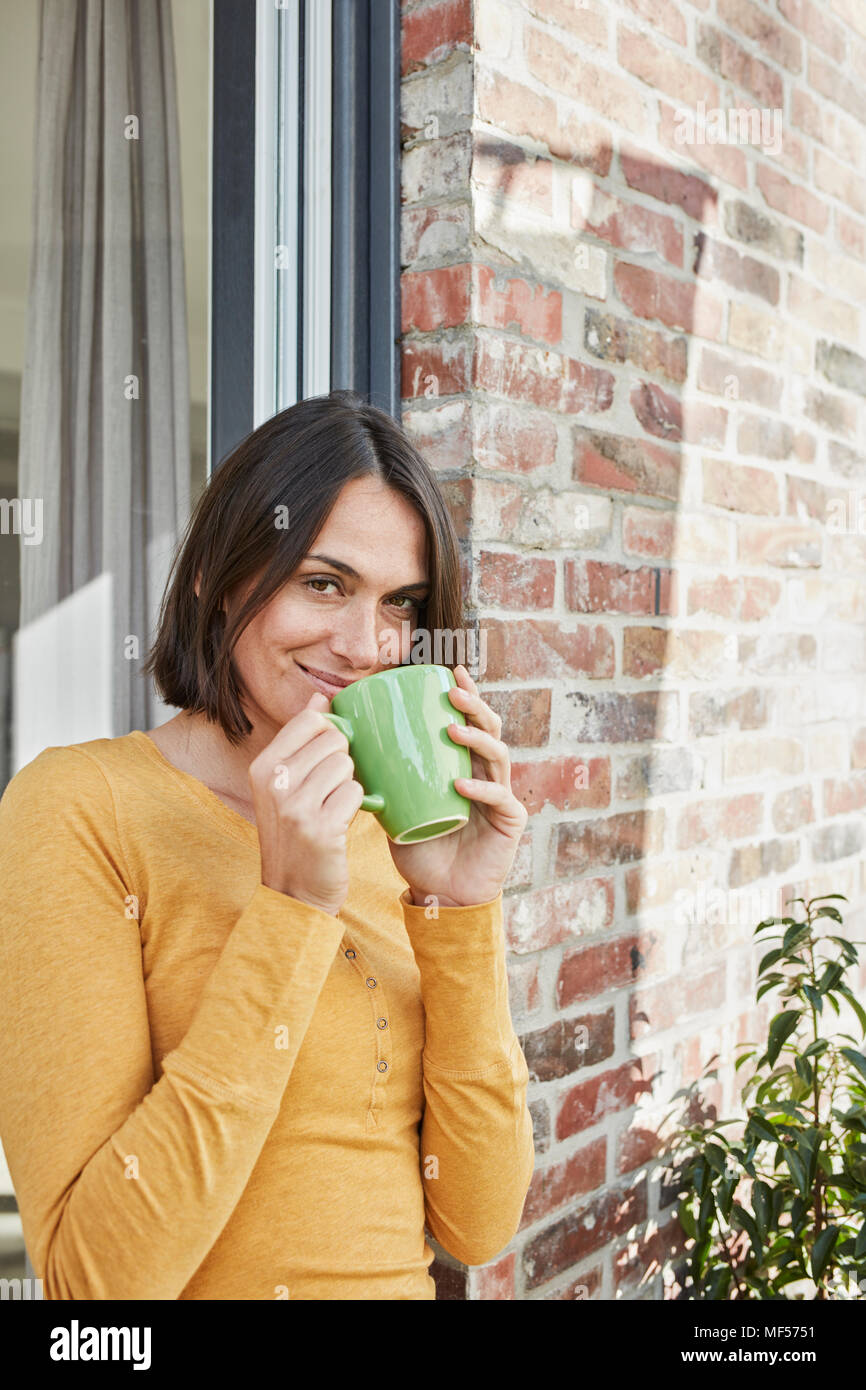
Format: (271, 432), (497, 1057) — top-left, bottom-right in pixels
(803, 984), (823, 1013)
(758, 947), (784, 974)
(817, 960), (845, 994)
(827, 935), (858, 962)
(838, 986), (866, 1036)
(808, 894), (848, 903)
(795, 1055), (813, 1086)
(802, 1038), (829, 1059)
(752, 1181), (771, 1240)
(735, 1050), (756, 1071)
(767, 1010), (801, 1066)
(782, 921), (811, 953)
(732, 1202), (763, 1261)
(810, 1225), (840, 1282)
(841, 1047), (866, 1085)
(782, 1145), (809, 1198)
(812, 905), (844, 923)
(679, 1197), (697, 1240)
(855, 1224), (866, 1260)
(748, 1113), (778, 1144)
(705, 1143), (728, 1175)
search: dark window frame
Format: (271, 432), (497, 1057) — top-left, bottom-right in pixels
(210, 0), (401, 472)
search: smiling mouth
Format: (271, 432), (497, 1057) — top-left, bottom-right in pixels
(297, 662), (356, 690)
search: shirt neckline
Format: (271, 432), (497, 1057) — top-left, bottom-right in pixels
(126, 728), (265, 848)
(126, 728), (371, 852)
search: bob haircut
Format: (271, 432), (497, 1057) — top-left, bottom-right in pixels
(142, 389), (466, 746)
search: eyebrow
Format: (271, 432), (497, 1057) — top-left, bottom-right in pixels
(302, 553), (431, 594)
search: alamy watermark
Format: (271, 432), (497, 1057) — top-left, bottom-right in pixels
(0, 497), (42, 546)
(674, 102), (782, 156)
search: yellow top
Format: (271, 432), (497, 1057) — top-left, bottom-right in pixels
(0, 731), (534, 1300)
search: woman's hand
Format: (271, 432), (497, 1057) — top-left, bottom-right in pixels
(387, 665), (528, 908)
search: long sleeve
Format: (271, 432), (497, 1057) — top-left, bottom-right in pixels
(0, 746), (345, 1300)
(399, 886), (535, 1267)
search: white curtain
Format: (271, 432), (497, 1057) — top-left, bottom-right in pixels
(17, 0), (190, 738)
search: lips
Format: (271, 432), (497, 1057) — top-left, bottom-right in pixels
(297, 662), (356, 694)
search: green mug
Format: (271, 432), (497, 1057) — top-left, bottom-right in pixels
(321, 663), (473, 842)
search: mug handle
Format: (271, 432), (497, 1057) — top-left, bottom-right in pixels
(322, 713), (387, 813)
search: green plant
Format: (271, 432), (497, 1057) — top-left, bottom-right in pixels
(664, 893), (866, 1299)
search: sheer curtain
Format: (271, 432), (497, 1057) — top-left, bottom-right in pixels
(16, 0), (190, 751)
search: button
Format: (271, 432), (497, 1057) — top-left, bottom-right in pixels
(366, 977), (377, 988)
(377, 1017), (388, 1029)
(344, 949), (356, 959)
(377, 1060), (388, 1072)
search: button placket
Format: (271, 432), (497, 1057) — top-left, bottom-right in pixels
(340, 938), (393, 1122)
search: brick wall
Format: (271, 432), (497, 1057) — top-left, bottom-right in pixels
(399, 0), (866, 1300)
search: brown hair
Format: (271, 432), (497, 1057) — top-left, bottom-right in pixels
(142, 389), (466, 745)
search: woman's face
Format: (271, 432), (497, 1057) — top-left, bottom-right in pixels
(228, 477), (431, 742)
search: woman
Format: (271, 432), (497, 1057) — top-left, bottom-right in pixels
(0, 389), (535, 1301)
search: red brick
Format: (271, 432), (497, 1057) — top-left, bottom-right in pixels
(697, 22), (784, 106)
(677, 792), (763, 848)
(621, 0), (687, 45)
(476, 70), (613, 173)
(477, 550), (555, 608)
(511, 755), (611, 815)
(475, 265), (563, 345)
(618, 23), (720, 107)
(614, 1215), (688, 1289)
(630, 964), (727, 1037)
(401, 264), (471, 333)
(557, 931), (664, 1007)
(824, 772), (866, 816)
(756, 164), (829, 236)
(808, 51), (866, 125)
(401, 0), (472, 74)
(779, 0), (846, 64)
(473, 335), (615, 414)
(657, 101), (749, 190)
(718, 0), (803, 70)
(838, 212), (866, 260)
(470, 1252), (516, 1300)
(573, 428), (681, 500)
(584, 307), (687, 384)
(814, 147), (866, 218)
(702, 457), (780, 514)
(518, 1138), (607, 1231)
(555, 809), (666, 875)
(524, 0), (608, 47)
(620, 144), (718, 223)
(527, 26), (650, 131)
(615, 262), (724, 340)
(401, 337), (471, 399)
(481, 616), (615, 681)
(697, 347), (783, 410)
(474, 402), (558, 474)
(504, 879), (615, 953)
(556, 1062), (658, 1142)
(472, 135), (554, 212)
(622, 626), (727, 679)
(566, 558), (676, 616)
(693, 232), (780, 305)
(483, 686), (551, 748)
(581, 190), (683, 267)
(522, 1178), (648, 1284)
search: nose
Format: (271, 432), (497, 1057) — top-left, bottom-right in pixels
(327, 596), (394, 672)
